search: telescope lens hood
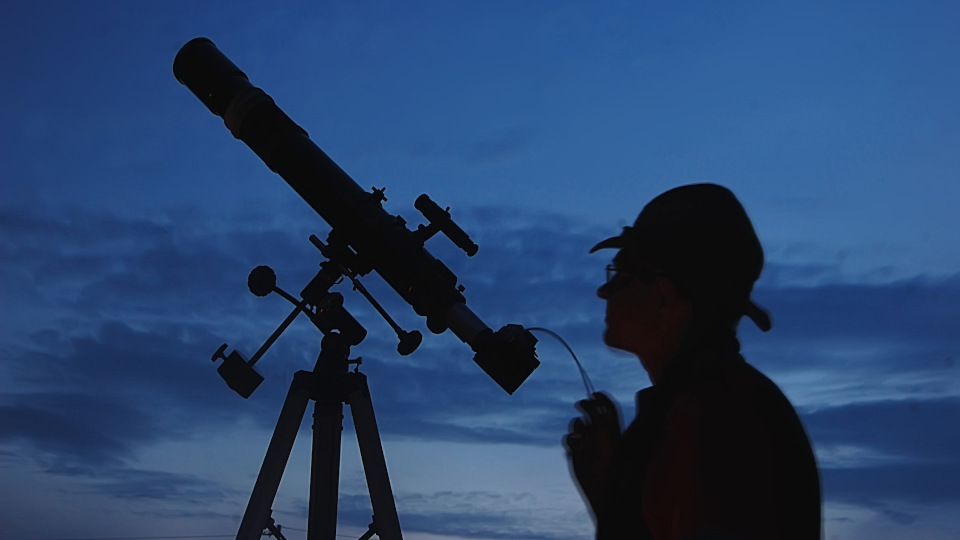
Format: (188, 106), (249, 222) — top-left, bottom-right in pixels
(174, 37), (251, 118)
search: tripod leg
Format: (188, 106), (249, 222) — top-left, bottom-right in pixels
(348, 372), (403, 540)
(237, 371), (313, 540)
(308, 393), (345, 540)
(305, 332), (352, 540)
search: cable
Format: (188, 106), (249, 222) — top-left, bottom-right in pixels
(527, 327), (595, 398)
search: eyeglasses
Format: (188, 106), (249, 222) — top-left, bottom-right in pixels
(604, 264), (663, 291)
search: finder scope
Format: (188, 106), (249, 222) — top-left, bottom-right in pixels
(174, 38), (538, 393)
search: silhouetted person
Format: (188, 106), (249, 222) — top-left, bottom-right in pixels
(566, 184), (821, 540)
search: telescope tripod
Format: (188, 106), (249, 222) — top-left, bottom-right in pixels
(237, 331), (402, 540)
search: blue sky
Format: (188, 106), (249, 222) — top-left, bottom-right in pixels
(2, 1), (959, 539)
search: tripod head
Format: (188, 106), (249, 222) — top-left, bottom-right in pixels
(212, 258), (369, 398)
(176, 37), (539, 395)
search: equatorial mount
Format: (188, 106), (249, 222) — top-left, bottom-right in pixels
(308, 233), (423, 356)
(211, 226), (431, 399)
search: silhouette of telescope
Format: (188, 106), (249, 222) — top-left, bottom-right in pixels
(173, 38), (538, 393)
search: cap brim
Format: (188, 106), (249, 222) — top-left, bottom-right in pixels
(589, 235), (627, 253)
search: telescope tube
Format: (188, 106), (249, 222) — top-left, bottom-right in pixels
(173, 38), (538, 393)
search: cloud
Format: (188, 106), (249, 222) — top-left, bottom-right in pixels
(76, 467), (228, 505)
(0, 396), (145, 469)
(805, 397), (960, 507)
(0, 323), (253, 472)
(740, 276), (960, 412)
(2, 200), (960, 538)
(755, 276), (960, 344)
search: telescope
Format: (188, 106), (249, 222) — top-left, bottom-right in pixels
(174, 37), (539, 394)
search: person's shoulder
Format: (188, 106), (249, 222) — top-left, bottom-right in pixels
(737, 360), (804, 412)
(669, 356), (800, 429)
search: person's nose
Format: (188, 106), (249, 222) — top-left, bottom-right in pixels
(597, 282), (613, 300)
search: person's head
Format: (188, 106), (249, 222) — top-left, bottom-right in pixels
(592, 183), (769, 379)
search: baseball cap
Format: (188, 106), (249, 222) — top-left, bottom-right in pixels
(591, 183), (771, 332)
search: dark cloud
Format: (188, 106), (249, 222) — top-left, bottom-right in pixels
(808, 397), (960, 463)
(0, 324), (246, 471)
(804, 397), (960, 506)
(1, 203), (322, 319)
(739, 276), (960, 408)
(755, 276), (960, 345)
(0, 397), (144, 469)
(77, 468), (228, 505)
(2, 200), (960, 534)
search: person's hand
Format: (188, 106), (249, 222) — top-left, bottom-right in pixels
(564, 392), (621, 517)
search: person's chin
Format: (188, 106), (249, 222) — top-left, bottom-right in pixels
(602, 328), (625, 351)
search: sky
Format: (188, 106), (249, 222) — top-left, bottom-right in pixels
(1, 1), (959, 539)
